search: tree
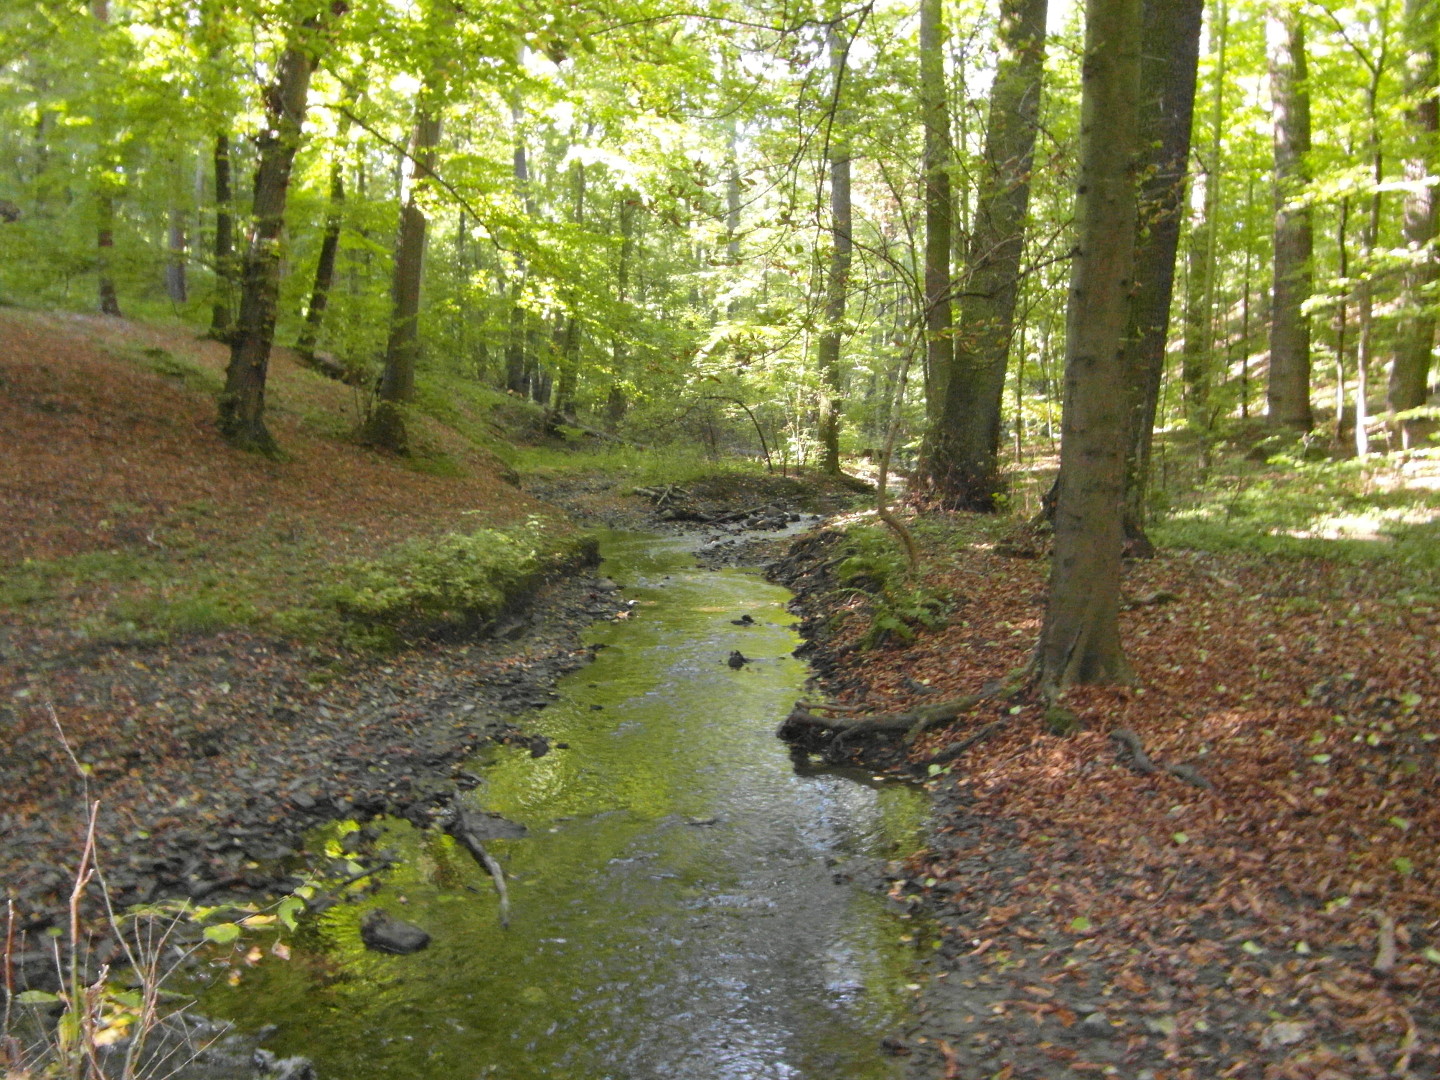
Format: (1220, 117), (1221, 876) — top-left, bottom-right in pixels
(218, 6), (338, 454)
(1389, 0), (1438, 440)
(816, 19), (853, 475)
(925, 0), (1048, 510)
(1035, 0), (1141, 692)
(1120, 0), (1204, 543)
(918, 0), (954, 423)
(361, 103), (442, 453)
(1267, 2), (1315, 431)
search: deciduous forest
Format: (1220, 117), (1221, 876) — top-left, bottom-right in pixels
(0, 0), (1437, 1077)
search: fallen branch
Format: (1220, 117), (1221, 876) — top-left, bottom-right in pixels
(447, 821), (512, 928)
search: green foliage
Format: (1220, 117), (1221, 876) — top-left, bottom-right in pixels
(0, 551), (151, 606)
(323, 520), (595, 645)
(131, 345), (222, 396)
(1153, 445), (1440, 576)
(835, 525), (949, 648)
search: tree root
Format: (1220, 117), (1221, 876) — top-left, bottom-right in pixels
(777, 668), (1029, 765)
(1109, 727), (1215, 790)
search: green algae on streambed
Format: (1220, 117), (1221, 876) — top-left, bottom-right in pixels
(190, 531), (931, 1080)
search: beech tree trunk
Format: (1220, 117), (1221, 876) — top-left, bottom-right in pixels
(296, 129), (348, 365)
(363, 108), (442, 454)
(91, 0), (122, 318)
(210, 132), (236, 338)
(816, 22), (852, 475)
(1267, 6), (1314, 431)
(924, 0), (1048, 509)
(218, 16), (329, 454)
(1121, 0), (1203, 542)
(1389, 0), (1438, 440)
(1035, 0), (1141, 692)
(918, 0), (953, 425)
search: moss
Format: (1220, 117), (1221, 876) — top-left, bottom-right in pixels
(323, 522), (598, 645)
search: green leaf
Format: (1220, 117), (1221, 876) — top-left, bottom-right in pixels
(203, 922), (242, 944)
(1171, 832), (1189, 845)
(16, 989), (61, 1005)
(277, 895), (305, 932)
(1422, 947), (1440, 965)
(1393, 857), (1415, 877)
(1069, 916), (1093, 932)
(1310, 753), (1332, 764)
(1241, 940), (1264, 955)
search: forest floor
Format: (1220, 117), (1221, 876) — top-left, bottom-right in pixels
(773, 483), (1440, 1079)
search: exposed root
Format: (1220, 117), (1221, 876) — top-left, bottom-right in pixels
(778, 668), (1029, 765)
(1109, 727), (1215, 790)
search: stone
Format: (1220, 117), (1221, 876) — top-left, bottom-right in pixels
(359, 909), (431, 955)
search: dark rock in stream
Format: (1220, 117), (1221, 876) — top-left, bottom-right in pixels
(359, 909), (432, 955)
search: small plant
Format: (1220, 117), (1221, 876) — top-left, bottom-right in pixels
(835, 525), (949, 648)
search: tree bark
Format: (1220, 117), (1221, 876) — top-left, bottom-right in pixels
(924, 0), (1048, 509)
(816, 21), (852, 475)
(210, 132), (236, 338)
(1389, 0), (1438, 441)
(362, 108), (442, 453)
(296, 128), (348, 365)
(1122, 0), (1203, 542)
(218, 14), (330, 454)
(1267, 5), (1314, 431)
(918, 0), (954, 426)
(1035, 0), (1141, 692)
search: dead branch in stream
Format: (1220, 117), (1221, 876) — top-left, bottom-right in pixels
(447, 817), (512, 928)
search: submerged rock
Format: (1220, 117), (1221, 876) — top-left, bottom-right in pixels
(359, 909), (431, 955)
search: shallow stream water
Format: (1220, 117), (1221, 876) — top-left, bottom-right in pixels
(198, 531), (928, 1079)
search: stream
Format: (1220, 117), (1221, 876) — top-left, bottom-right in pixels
(195, 530), (929, 1079)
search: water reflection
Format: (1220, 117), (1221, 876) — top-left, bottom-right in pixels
(199, 531), (926, 1079)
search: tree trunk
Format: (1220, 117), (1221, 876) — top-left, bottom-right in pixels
(1120, 0), (1203, 543)
(506, 97), (532, 397)
(165, 196), (188, 303)
(1389, 0), (1438, 441)
(924, 0), (1048, 508)
(296, 130), (348, 365)
(816, 21), (853, 476)
(210, 132), (236, 337)
(362, 107), (441, 453)
(1267, 6), (1314, 431)
(1035, 0), (1142, 692)
(91, 0), (123, 318)
(918, 0), (954, 426)
(218, 16), (329, 454)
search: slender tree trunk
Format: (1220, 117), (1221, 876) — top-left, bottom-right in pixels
(816, 21), (853, 475)
(296, 122), (350, 365)
(165, 175), (188, 304)
(924, 0), (1048, 507)
(210, 132), (236, 337)
(606, 193), (637, 430)
(1389, 0), (1438, 442)
(218, 15), (330, 453)
(918, 0), (954, 424)
(1036, 0), (1142, 692)
(1267, 5), (1314, 431)
(506, 97), (532, 397)
(91, 0), (123, 317)
(1120, 0), (1203, 545)
(362, 107), (441, 453)
(96, 186), (122, 316)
